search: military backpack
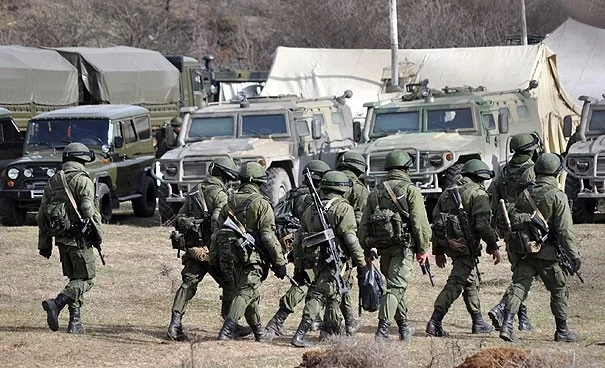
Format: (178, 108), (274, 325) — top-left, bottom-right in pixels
(40, 171), (84, 237)
(432, 185), (479, 253)
(365, 181), (411, 249)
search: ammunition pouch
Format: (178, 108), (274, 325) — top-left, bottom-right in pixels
(300, 229), (335, 270)
(170, 230), (186, 251)
(508, 211), (548, 255)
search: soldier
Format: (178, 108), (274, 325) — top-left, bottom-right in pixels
(337, 151), (369, 335)
(499, 153), (581, 343)
(266, 160), (330, 336)
(211, 162), (288, 342)
(155, 116), (182, 159)
(488, 133), (540, 332)
(290, 170), (366, 347)
(37, 142), (103, 334)
(358, 150), (431, 341)
(426, 159), (501, 337)
(167, 156), (246, 341)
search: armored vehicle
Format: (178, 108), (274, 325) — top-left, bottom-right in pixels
(350, 80), (560, 211)
(0, 108), (23, 175)
(563, 95), (605, 223)
(154, 91), (354, 223)
(0, 105), (157, 226)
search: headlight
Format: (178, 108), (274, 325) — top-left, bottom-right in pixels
(165, 164), (178, 176)
(576, 160), (590, 172)
(46, 168), (56, 177)
(23, 168), (33, 178)
(430, 155), (444, 167)
(7, 168), (19, 179)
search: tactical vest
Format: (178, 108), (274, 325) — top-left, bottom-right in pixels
(497, 162), (533, 203)
(365, 181), (412, 249)
(40, 170), (85, 237)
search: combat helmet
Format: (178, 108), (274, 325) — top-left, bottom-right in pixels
(239, 162), (267, 184)
(384, 150), (414, 170)
(209, 156), (238, 181)
(461, 159), (494, 180)
(319, 170), (352, 194)
(337, 151), (366, 174)
(509, 133), (540, 153)
(534, 152), (563, 176)
(304, 160), (331, 185)
(62, 142), (95, 164)
(170, 116), (183, 127)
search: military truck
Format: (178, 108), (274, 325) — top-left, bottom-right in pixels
(153, 91), (355, 223)
(0, 105), (157, 226)
(350, 80), (562, 212)
(563, 95), (605, 223)
(0, 108), (24, 175)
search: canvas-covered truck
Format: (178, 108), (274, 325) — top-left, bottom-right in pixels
(0, 105), (157, 226)
(563, 95), (605, 223)
(153, 91), (355, 223)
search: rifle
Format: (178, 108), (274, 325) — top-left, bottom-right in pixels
(421, 259), (435, 287)
(304, 168), (348, 295)
(223, 216), (299, 287)
(447, 186), (482, 286)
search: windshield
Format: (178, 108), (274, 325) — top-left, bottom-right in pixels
(588, 110), (605, 131)
(188, 116), (235, 139)
(241, 114), (288, 137)
(372, 111), (419, 136)
(427, 108), (474, 132)
(26, 119), (109, 149)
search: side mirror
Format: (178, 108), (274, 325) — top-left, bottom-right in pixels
(353, 121), (362, 143)
(311, 119), (322, 140)
(114, 136), (124, 149)
(498, 111), (509, 134)
(563, 115), (573, 138)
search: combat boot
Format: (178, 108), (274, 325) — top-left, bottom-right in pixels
(343, 310), (361, 336)
(517, 304), (534, 331)
(471, 312), (494, 334)
(251, 323), (275, 342)
(310, 315), (323, 331)
(42, 293), (71, 332)
(67, 307), (85, 334)
(554, 318), (579, 342)
(488, 297), (506, 331)
(265, 307), (291, 336)
(234, 323), (253, 338)
(217, 317), (238, 341)
(167, 311), (188, 341)
(426, 309), (448, 337)
(375, 319), (390, 341)
(499, 309), (517, 342)
(396, 318), (415, 341)
(290, 320), (312, 348)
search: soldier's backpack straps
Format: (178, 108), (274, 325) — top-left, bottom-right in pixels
(384, 181), (410, 218)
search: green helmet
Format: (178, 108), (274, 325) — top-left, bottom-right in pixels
(62, 142), (95, 163)
(461, 159), (494, 180)
(319, 170), (352, 194)
(509, 133), (539, 153)
(170, 116), (183, 127)
(337, 151), (366, 174)
(384, 150), (413, 170)
(210, 156), (238, 180)
(534, 152), (563, 176)
(239, 162), (267, 183)
(304, 160), (331, 183)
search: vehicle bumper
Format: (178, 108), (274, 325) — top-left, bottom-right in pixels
(0, 188), (44, 201)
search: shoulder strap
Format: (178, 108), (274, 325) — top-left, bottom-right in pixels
(523, 189), (546, 223)
(59, 170), (83, 220)
(384, 181), (409, 217)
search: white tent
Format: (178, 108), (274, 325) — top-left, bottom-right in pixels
(544, 18), (605, 103)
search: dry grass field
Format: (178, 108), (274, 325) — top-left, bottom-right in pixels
(0, 207), (604, 368)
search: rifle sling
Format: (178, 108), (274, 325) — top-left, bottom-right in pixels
(523, 189), (547, 224)
(384, 182), (409, 217)
(59, 170), (83, 221)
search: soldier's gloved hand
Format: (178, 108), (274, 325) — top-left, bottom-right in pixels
(489, 249), (501, 265)
(435, 254), (447, 268)
(293, 268), (310, 286)
(573, 258), (582, 272)
(274, 264), (287, 280)
(39, 248), (52, 259)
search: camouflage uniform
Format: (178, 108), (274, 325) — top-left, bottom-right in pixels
(37, 143), (102, 334)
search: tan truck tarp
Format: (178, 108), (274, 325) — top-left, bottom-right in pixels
(53, 46), (180, 105)
(0, 45), (78, 105)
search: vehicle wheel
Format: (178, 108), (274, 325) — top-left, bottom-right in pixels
(262, 167), (292, 206)
(444, 163), (463, 187)
(96, 183), (113, 224)
(0, 198), (27, 226)
(158, 182), (182, 225)
(132, 176), (157, 217)
(565, 176), (595, 224)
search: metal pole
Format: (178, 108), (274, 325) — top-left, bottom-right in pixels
(390, 0), (399, 88)
(520, 0), (528, 45)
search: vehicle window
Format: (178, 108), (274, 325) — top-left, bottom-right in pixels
(372, 111), (419, 136)
(588, 110), (605, 131)
(1, 119), (20, 144)
(296, 120), (310, 136)
(192, 71), (203, 93)
(134, 116), (151, 140)
(188, 116), (234, 139)
(122, 120), (137, 144)
(517, 104), (529, 119)
(241, 114), (288, 137)
(313, 113), (324, 126)
(26, 119), (109, 149)
(427, 108), (473, 132)
(482, 114), (496, 130)
(499, 107), (510, 132)
(331, 111), (345, 124)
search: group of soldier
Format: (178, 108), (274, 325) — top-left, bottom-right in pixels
(36, 132), (581, 347)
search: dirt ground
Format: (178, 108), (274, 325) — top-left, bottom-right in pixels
(0, 206), (604, 368)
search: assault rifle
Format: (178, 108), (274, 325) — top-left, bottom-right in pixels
(304, 168), (348, 295)
(74, 218), (105, 265)
(448, 186), (482, 286)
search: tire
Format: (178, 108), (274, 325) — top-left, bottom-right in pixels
(261, 167), (292, 206)
(132, 176), (157, 218)
(565, 176), (595, 224)
(158, 182), (182, 225)
(96, 183), (113, 224)
(444, 163), (463, 187)
(0, 198), (27, 226)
